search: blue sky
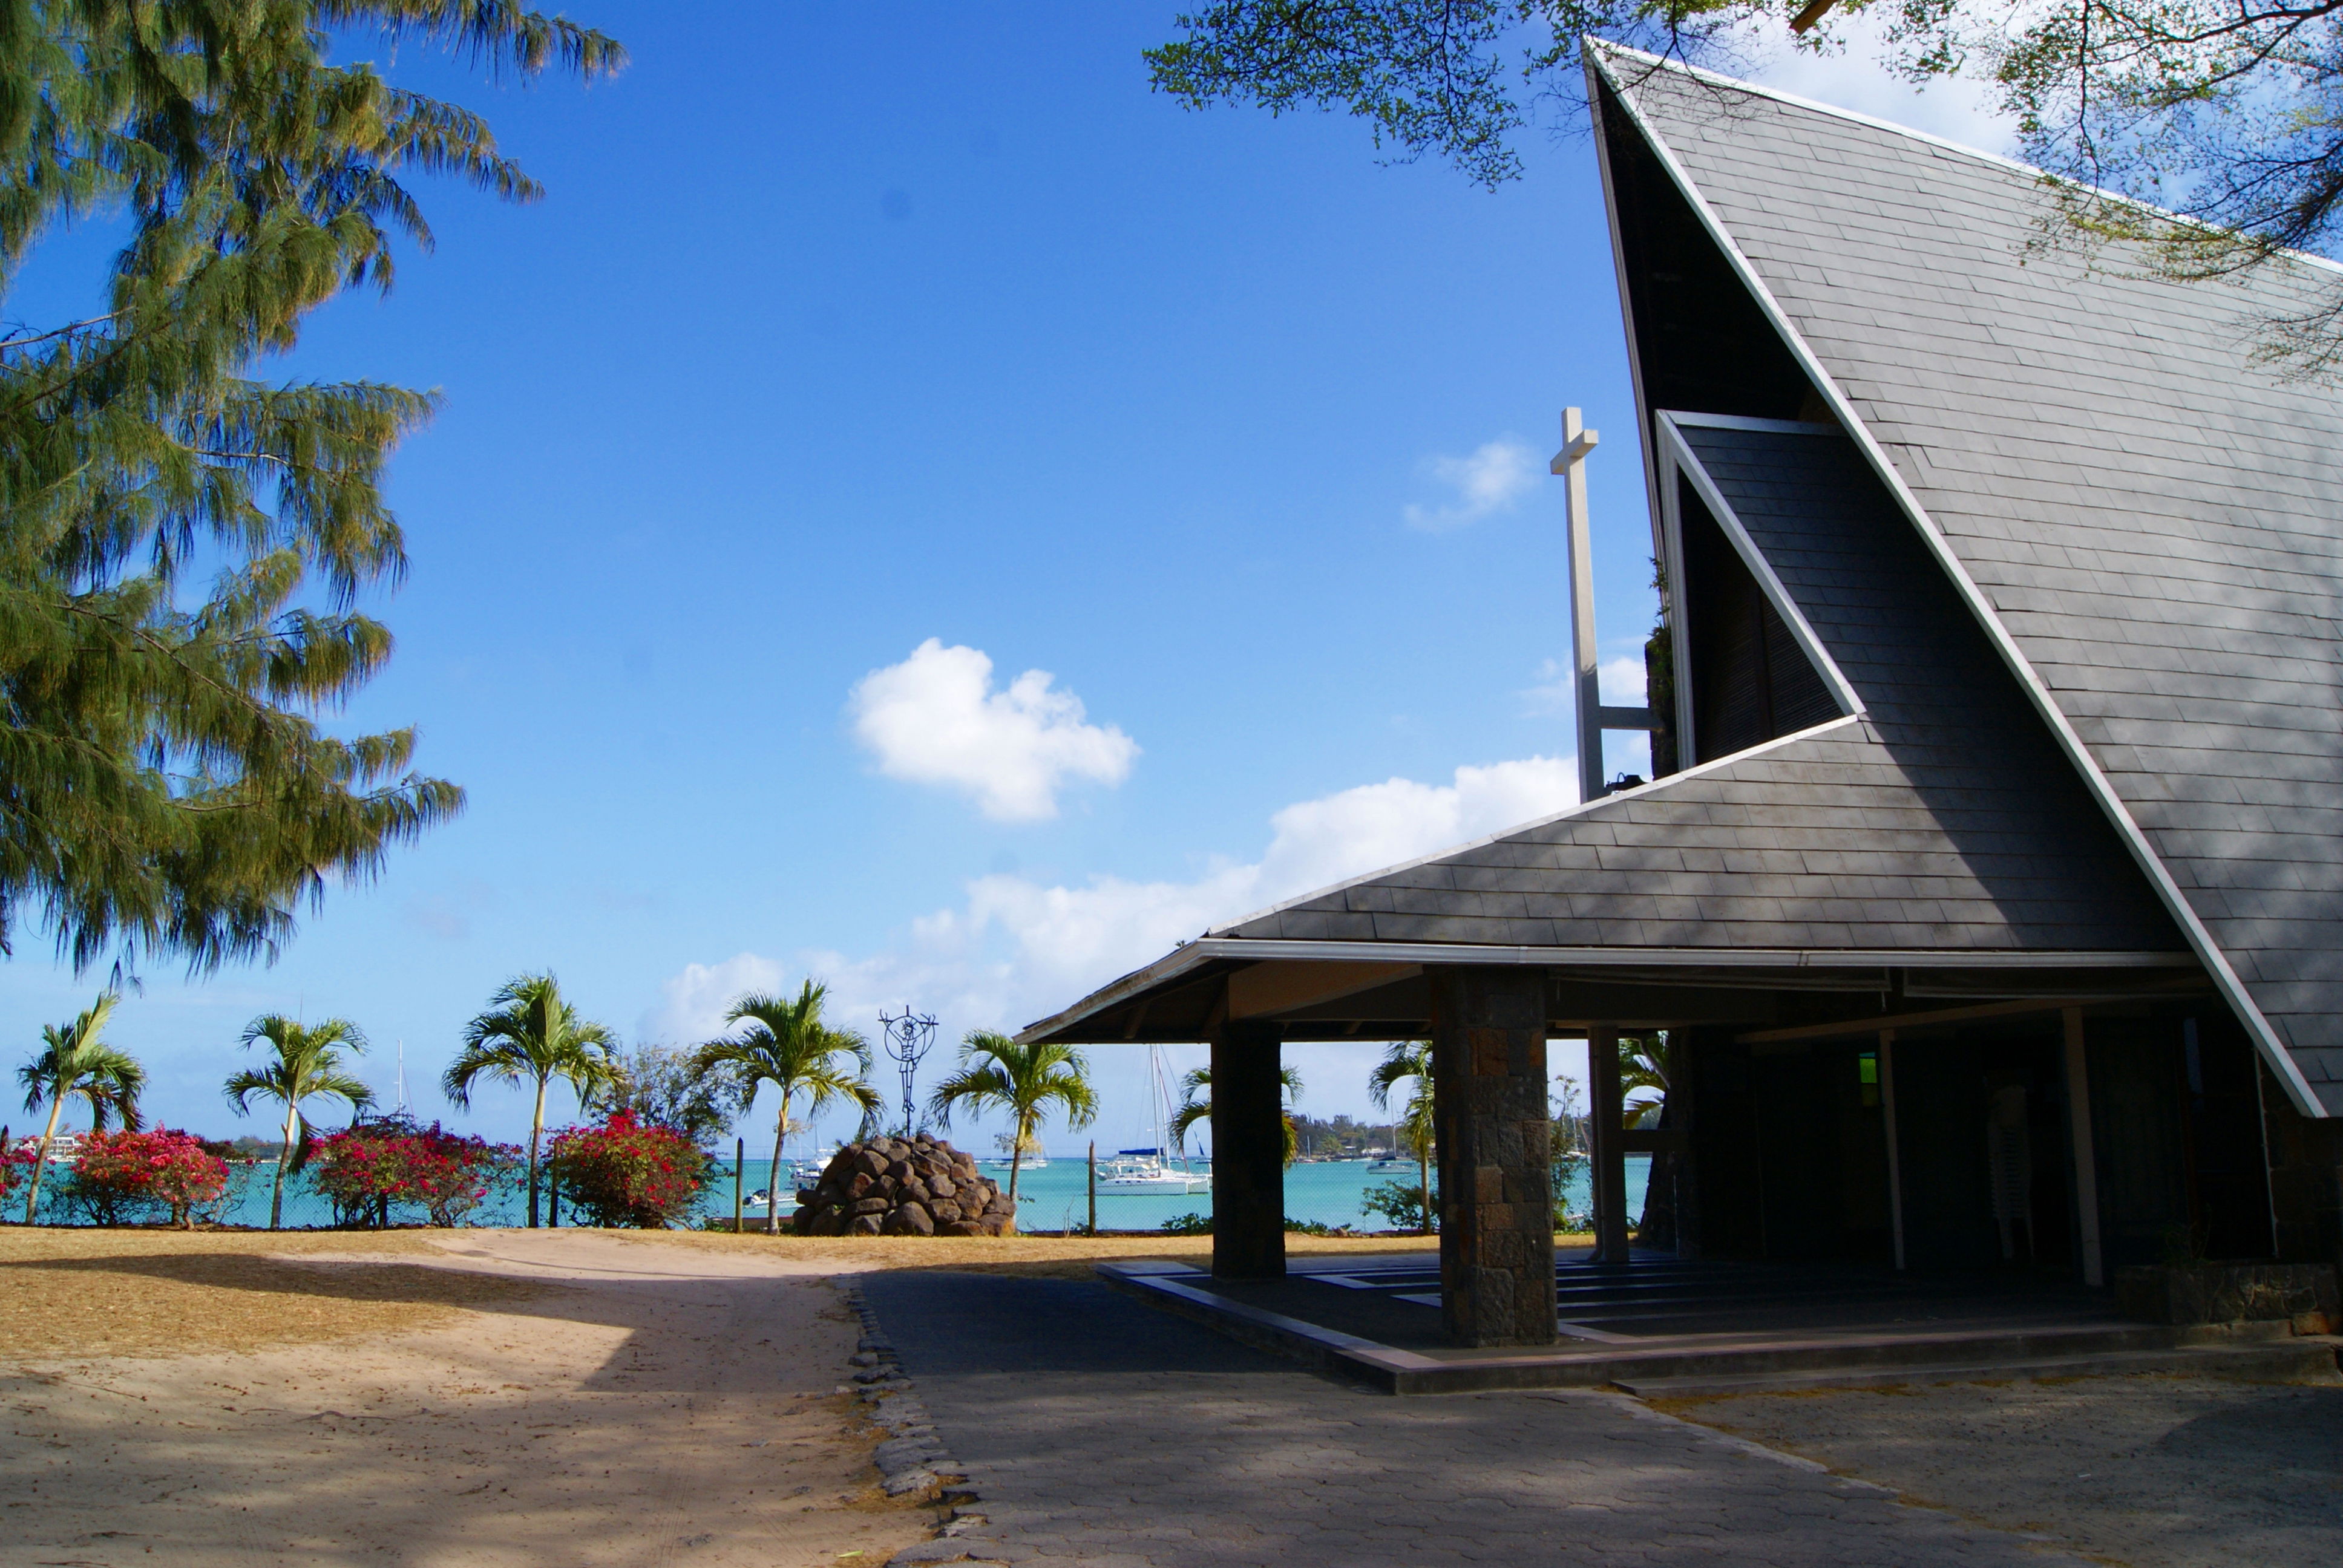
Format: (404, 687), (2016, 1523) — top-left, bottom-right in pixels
(5, 7), (2006, 1155)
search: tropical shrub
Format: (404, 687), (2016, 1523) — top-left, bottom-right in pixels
(312, 1118), (519, 1228)
(1362, 1179), (1437, 1234)
(63, 1129), (229, 1227)
(546, 1111), (711, 1229)
(1159, 1211), (1213, 1235)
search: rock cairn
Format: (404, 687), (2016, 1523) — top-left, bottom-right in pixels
(792, 1132), (1017, 1237)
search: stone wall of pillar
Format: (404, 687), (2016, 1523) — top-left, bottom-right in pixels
(1430, 967), (1556, 1346)
(1211, 1018), (1286, 1280)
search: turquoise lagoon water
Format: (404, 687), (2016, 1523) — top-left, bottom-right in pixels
(16, 1152), (1651, 1232)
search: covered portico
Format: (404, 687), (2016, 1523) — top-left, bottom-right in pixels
(1017, 942), (2218, 1347)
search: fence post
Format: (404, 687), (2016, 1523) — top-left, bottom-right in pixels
(1087, 1141), (1097, 1236)
(734, 1136), (746, 1234)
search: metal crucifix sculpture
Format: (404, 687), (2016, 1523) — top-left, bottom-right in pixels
(878, 1008), (939, 1138)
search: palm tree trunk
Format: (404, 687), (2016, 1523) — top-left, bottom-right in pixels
(1418, 1144), (1432, 1237)
(24, 1094), (64, 1224)
(272, 1103), (297, 1229)
(767, 1089), (789, 1237)
(1008, 1116), (1027, 1211)
(528, 1079), (548, 1228)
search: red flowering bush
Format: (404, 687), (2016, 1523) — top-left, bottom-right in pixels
(0, 1143), (33, 1203)
(546, 1110), (711, 1229)
(312, 1117), (520, 1228)
(65, 1129), (230, 1227)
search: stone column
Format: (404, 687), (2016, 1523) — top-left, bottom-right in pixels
(1587, 1021), (1631, 1263)
(1430, 967), (1556, 1347)
(1211, 1018), (1286, 1280)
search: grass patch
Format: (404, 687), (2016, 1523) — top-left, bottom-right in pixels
(0, 1227), (548, 1362)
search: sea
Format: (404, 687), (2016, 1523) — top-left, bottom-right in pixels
(15, 1152), (1653, 1233)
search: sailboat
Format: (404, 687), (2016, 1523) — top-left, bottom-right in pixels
(1095, 1047), (1208, 1193)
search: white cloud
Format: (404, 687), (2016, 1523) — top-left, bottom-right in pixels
(1736, 16), (2014, 157)
(1521, 653), (1647, 716)
(640, 951), (785, 1044)
(848, 638), (1139, 822)
(658, 753), (1580, 1103)
(1404, 437), (1541, 532)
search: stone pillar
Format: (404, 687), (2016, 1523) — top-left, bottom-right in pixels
(1430, 967), (1556, 1347)
(1211, 1018), (1286, 1280)
(1587, 1021), (1631, 1263)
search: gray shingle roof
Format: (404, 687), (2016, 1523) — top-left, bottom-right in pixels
(1217, 422), (2182, 957)
(1600, 50), (2343, 1111)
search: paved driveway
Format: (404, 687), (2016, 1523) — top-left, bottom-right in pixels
(863, 1271), (2085, 1567)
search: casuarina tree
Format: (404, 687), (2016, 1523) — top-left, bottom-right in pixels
(691, 981), (880, 1236)
(928, 1032), (1098, 1214)
(0, 3), (623, 975)
(18, 990), (142, 1221)
(225, 1014), (375, 1229)
(444, 973), (616, 1227)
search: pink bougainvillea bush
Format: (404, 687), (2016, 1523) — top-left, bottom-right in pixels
(64, 1129), (231, 1227)
(0, 1143), (34, 1204)
(312, 1117), (520, 1228)
(546, 1110), (711, 1229)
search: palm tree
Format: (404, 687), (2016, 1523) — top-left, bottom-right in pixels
(1169, 1064), (1305, 1165)
(1369, 1040), (1437, 1235)
(18, 993), (143, 1224)
(691, 981), (882, 1236)
(225, 1016), (375, 1229)
(928, 1031), (1097, 1216)
(444, 974), (617, 1227)
(1619, 1034), (1670, 1127)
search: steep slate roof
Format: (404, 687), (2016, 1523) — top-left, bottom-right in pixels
(1595, 50), (2343, 1111)
(1218, 422), (2181, 956)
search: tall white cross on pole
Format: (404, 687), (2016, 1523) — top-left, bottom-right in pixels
(1552, 407), (1654, 805)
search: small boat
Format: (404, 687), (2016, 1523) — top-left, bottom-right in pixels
(1366, 1157), (1419, 1175)
(1095, 1153), (1208, 1194)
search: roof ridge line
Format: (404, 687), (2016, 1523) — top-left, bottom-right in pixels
(1590, 47), (2329, 1117)
(1201, 713), (1865, 939)
(1585, 39), (2343, 281)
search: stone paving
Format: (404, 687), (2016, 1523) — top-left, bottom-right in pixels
(863, 1271), (2092, 1567)
(1665, 1375), (2343, 1568)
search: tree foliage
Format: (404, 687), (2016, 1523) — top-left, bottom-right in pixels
(444, 971), (617, 1228)
(927, 1030), (1097, 1211)
(224, 1010), (372, 1227)
(1367, 1038), (1437, 1234)
(691, 980), (881, 1236)
(0, 2), (622, 973)
(1170, 1062), (1304, 1164)
(17, 987), (141, 1219)
(1149, 0), (2343, 367)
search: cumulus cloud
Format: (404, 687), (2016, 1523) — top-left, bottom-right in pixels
(639, 951), (785, 1044)
(660, 753), (1578, 1084)
(1404, 437), (1541, 532)
(1521, 653), (1648, 716)
(848, 639), (1139, 822)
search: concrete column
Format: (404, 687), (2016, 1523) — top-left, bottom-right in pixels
(1587, 1022), (1631, 1263)
(1430, 968), (1556, 1347)
(1210, 1018), (1286, 1281)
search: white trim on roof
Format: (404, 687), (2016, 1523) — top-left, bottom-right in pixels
(1590, 46), (2332, 1118)
(1656, 411), (1866, 735)
(1585, 40), (2343, 281)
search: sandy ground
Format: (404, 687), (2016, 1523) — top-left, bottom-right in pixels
(0, 1230), (942, 1567)
(1660, 1375), (2343, 1568)
(611, 1227), (1444, 1279)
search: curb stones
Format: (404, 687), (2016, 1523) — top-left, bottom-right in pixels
(842, 1285), (1008, 1567)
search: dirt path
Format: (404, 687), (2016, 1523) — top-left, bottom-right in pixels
(1, 1231), (934, 1567)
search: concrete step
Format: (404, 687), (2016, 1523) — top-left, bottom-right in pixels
(1611, 1336), (2343, 1398)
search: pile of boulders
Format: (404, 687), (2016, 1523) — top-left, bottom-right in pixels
(792, 1132), (1017, 1237)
